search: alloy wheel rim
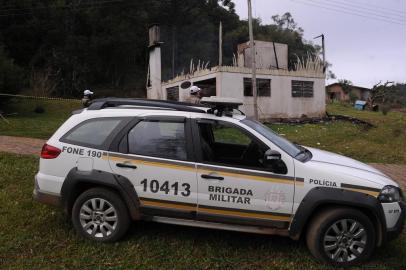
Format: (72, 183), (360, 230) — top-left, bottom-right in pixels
(323, 219), (367, 262)
(79, 198), (118, 238)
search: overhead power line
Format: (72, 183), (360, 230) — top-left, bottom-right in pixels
(331, 0), (406, 16)
(307, 0), (406, 23)
(290, 0), (406, 26)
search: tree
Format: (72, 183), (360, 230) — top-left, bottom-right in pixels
(261, 12), (317, 69)
(0, 2), (318, 97)
(338, 79), (353, 94)
(219, 0), (236, 12)
(325, 62), (336, 80)
(367, 81), (394, 110)
(385, 83), (406, 107)
(271, 12), (300, 32)
(0, 46), (24, 105)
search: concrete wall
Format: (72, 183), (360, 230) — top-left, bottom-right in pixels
(159, 66), (326, 120)
(219, 72), (325, 119)
(239, 41), (288, 70)
(147, 46), (162, 99)
(161, 73), (218, 102)
(327, 84), (347, 101)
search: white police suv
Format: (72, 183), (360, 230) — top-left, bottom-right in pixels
(34, 97), (405, 267)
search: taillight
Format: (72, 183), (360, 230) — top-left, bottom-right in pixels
(41, 144), (61, 159)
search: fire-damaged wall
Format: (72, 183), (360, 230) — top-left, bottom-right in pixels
(219, 71), (325, 119)
(237, 40), (288, 70)
(149, 32), (326, 119)
(160, 65), (326, 119)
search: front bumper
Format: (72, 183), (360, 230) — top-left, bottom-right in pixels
(386, 200), (406, 241)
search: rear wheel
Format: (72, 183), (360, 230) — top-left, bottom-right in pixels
(306, 207), (376, 267)
(72, 188), (130, 242)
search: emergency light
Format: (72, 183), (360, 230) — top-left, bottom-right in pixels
(200, 97), (244, 117)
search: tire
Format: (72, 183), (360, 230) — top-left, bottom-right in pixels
(72, 187), (130, 242)
(306, 207), (376, 267)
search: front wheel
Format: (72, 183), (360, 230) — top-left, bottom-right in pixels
(72, 187), (130, 242)
(306, 207), (376, 267)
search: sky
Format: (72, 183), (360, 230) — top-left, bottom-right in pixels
(233, 0), (406, 88)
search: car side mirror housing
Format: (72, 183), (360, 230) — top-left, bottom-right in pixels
(263, 149), (287, 174)
(264, 149), (281, 162)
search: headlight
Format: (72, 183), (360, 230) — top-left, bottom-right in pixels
(378, 186), (401, 203)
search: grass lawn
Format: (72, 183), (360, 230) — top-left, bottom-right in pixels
(0, 98), (81, 139)
(0, 152), (405, 270)
(269, 103), (406, 164)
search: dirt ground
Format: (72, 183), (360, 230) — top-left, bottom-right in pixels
(0, 135), (44, 156)
(369, 163), (406, 188)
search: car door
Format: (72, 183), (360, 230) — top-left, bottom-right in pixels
(108, 115), (198, 219)
(192, 118), (295, 228)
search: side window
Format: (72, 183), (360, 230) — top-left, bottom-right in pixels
(62, 118), (122, 148)
(128, 120), (187, 160)
(198, 120), (268, 169)
(212, 123), (251, 146)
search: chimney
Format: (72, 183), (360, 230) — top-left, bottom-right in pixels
(148, 24), (162, 99)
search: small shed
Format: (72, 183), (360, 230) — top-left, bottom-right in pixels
(354, 100), (367, 110)
(326, 83), (371, 102)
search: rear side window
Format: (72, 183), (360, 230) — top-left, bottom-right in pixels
(62, 118), (123, 148)
(128, 120), (187, 160)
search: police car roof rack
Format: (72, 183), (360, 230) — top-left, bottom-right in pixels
(87, 98), (207, 113)
(200, 97), (244, 117)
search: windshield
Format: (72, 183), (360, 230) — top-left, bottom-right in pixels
(242, 119), (302, 157)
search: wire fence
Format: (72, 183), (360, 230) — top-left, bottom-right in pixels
(0, 93), (81, 124)
(0, 93), (80, 102)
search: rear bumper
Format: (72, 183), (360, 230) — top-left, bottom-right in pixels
(33, 188), (61, 206)
(386, 200), (406, 241)
(33, 175), (60, 206)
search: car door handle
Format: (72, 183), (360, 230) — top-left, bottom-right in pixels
(201, 174), (224, 180)
(116, 163), (137, 169)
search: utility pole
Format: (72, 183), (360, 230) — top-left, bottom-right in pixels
(219, 21), (223, 66)
(172, 26), (176, 78)
(314, 34), (326, 72)
(248, 0), (258, 120)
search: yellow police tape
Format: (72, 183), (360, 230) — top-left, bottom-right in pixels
(0, 93), (81, 102)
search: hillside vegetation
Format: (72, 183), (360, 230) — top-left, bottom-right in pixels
(0, 0), (318, 99)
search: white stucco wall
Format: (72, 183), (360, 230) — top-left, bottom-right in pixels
(147, 47), (162, 100)
(159, 67), (325, 119)
(161, 73), (218, 102)
(240, 41), (288, 70)
(219, 72), (325, 119)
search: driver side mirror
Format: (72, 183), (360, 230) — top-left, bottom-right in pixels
(264, 149), (281, 162)
(263, 149), (287, 174)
